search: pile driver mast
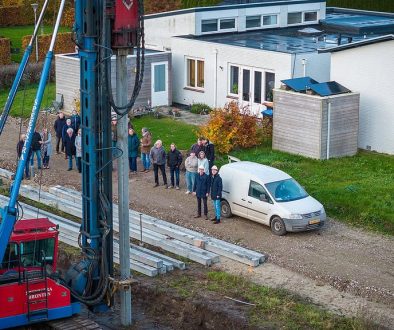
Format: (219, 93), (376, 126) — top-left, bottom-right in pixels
(0, 0), (144, 328)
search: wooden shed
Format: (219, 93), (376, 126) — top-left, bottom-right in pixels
(272, 88), (360, 159)
(55, 50), (172, 114)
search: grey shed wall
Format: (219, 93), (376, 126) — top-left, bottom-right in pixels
(273, 89), (359, 159)
(55, 51), (172, 113)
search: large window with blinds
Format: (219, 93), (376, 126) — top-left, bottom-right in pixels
(186, 58), (205, 89)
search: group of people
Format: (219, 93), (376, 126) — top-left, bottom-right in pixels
(53, 110), (82, 172)
(124, 130), (223, 223)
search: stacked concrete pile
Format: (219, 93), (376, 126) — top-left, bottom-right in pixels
(19, 185), (266, 267)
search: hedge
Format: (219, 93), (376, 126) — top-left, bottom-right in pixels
(0, 37), (10, 65)
(0, 62), (55, 90)
(327, 0), (394, 12)
(21, 32), (75, 62)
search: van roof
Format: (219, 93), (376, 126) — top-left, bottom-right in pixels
(221, 161), (291, 184)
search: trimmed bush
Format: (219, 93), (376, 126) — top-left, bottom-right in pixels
(0, 62), (55, 90)
(190, 102), (211, 114)
(0, 37), (10, 65)
(21, 32), (75, 62)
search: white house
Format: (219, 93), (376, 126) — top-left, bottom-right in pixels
(319, 35), (394, 154)
(143, 1), (394, 153)
(144, 2), (394, 117)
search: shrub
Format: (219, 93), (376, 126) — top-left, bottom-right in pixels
(190, 102), (211, 114)
(0, 37), (10, 65)
(199, 102), (263, 154)
(0, 62), (55, 90)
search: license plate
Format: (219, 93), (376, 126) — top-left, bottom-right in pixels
(309, 219), (320, 225)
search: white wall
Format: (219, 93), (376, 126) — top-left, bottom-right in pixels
(330, 40), (394, 154)
(171, 37), (292, 114)
(291, 52), (331, 82)
(144, 12), (196, 50)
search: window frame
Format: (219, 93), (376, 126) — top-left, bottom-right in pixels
(287, 11), (303, 25)
(248, 180), (270, 203)
(245, 15), (261, 30)
(303, 11), (318, 22)
(228, 65), (240, 96)
(201, 17), (237, 34)
(262, 14), (278, 27)
(185, 57), (205, 90)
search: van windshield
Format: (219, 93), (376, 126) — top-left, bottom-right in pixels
(265, 178), (308, 202)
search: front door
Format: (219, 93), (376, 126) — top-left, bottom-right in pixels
(151, 62), (168, 107)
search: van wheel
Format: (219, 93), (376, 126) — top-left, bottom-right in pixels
(271, 216), (287, 236)
(221, 200), (232, 218)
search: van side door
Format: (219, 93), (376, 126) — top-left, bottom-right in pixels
(247, 180), (272, 225)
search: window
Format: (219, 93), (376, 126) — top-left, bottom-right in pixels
(288, 12), (302, 24)
(202, 19), (218, 33)
(1, 243), (19, 270)
(249, 181), (269, 201)
(304, 11), (317, 22)
(220, 18), (235, 30)
(246, 15), (261, 29)
(20, 238), (55, 267)
(263, 14), (277, 26)
(265, 178), (308, 202)
(242, 69), (251, 102)
(229, 65), (239, 94)
(186, 58), (204, 89)
(254, 71), (262, 104)
(154, 64), (166, 92)
(265, 72), (275, 101)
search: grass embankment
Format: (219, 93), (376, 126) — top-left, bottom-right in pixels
(166, 270), (370, 329)
(0, 25), (71, 62)
(0, 83), (56, 118)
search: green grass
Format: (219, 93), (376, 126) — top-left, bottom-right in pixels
(131, 116), (197, 151)
(166, 271), (370, 329)
(0, 83), (56, 118)
(228, 141), (394, 235)
(0, 25), (71, 62)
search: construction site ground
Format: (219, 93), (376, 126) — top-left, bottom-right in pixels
(1, 115), (393, 329)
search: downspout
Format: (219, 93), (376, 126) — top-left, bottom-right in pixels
(213, 49), (218, 108)
(326, 99), (331, 160)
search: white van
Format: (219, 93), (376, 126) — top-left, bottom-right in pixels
(219, 161), (326, 235)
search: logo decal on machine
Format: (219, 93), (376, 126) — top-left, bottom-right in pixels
(122, 0), (134, 10)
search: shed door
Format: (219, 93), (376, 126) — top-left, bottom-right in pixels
(151, 62), (168, 107)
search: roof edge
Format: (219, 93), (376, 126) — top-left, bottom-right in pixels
(318, 34), (394, 53)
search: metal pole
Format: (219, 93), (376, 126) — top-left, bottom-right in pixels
(32, 4), (39, 62)
(116, 48), (132, 326)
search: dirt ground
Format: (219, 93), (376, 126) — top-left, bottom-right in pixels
(1, 115), (394, 328)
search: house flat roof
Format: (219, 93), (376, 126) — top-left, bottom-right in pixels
(179, 9), (394, 54)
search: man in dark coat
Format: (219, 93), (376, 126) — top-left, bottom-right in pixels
(190, 137), (204, 156)
(193, 165), (210, 220)
(167, 143), (183, 189)
(62, 118), (73, 159)
(53, 111), (66, 153)
(202, 138), (215, 172)
(64, 127), (76, 171)
(210, 165), (222, 224)
(30, 128), (42, 169)
(16, 134), (32, 179)
(70, 110), (81, 132)
(150, 140), (168, 188)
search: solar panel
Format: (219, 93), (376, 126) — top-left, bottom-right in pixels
(281, 77), (319, 92)
(309, 81), (351, 96)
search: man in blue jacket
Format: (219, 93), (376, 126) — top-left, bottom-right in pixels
(193, 165), (210, 220)
(210, 165), (222, 224)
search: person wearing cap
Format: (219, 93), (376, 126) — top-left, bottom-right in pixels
(210, 165), (222, 224)
(192, 165), (210, 220)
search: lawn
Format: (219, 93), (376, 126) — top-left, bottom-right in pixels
(131, 116), (197, 151)
(0, 83), (56, 118)
(229, 141), (394, 235)
(0, 25), (71, 62)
